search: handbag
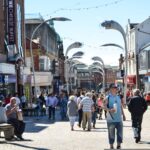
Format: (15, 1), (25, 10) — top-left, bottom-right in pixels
(17, 110), (23, 121)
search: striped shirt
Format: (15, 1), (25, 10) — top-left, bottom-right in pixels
(80, 96), (94, 112)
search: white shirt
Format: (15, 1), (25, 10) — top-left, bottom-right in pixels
(46, 96), (58, 107)
(15, 97), (21, 105)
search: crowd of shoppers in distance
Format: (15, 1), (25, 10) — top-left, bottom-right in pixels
(66, 85), (148, 149)
(0, 86), (148, 149)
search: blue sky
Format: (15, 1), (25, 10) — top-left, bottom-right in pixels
(25, 0), (150, 66)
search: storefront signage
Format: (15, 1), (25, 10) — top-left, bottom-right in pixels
(8, 0), (15, 44)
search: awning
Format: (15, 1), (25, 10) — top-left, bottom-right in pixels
(0, 63), (15, 74)
(127, 75), (136, 85)
(31, 72), (53, 86)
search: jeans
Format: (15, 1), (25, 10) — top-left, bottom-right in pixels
(48, 106), (55, 120)
(78, 109), (83, 126)
(107, 122), (123, 144)
(92, 111), (96, 125)
(131, 115), (143, 140)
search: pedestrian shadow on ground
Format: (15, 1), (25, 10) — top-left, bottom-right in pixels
(139, 141), (150, 144)
(25, 122), (48, 133)
(0, 141), (7, 144)
(5, 142), (51, 150)
(74, 127), (108, 132)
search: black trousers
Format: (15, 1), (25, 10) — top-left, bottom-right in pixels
(78, 109), (83, 126)
(131, 115), (143, 140)
(7, 118), (25, 137)
(48, 106), (55, 120)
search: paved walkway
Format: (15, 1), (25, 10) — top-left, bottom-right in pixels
(0, 107), (150, 150)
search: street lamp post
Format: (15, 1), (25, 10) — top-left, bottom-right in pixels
(30, 17), (71, 98)
(69, 62), (85, 92)
(100, 43), (126, 89)
(89, 65), (104, 92)
(65, 42), (83, 94)
(91, 69), (104, 92)
(91, 56), (105, 92)
(101, 20), (128, 105)
(100, 43), (124, 51)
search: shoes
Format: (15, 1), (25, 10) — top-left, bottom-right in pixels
(87, 129), (91, 131)
(71, 128), (74, 131)
(99, 117), (102, 120)
(77, 124), (81, 128)
(17, 135), (24, 141)
(93, 124), (95, 128)
(83, 128), (85, 130)
(116, 145), (121, 149)
(110, 145), (114, 149)
(135, 137), (140, 143)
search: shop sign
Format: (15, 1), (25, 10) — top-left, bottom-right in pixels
(8, 0), (15, 44)
(127, 75), (136, 85)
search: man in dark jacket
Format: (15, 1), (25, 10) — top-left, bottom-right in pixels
(128, 89), (147, 143)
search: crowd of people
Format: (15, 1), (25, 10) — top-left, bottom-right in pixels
(65, 85), (148, 149)
(0, 85), (149, 149)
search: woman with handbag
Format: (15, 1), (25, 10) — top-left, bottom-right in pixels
(67, 95), (78, 131)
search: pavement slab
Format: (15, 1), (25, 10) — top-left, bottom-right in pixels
(0, 107), (150, 150)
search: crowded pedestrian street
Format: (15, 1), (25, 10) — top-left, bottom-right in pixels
(0, 107), (150, 150)
(1, 0), (150, 150)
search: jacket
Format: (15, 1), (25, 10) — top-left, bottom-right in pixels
(128, 96), (147, 116)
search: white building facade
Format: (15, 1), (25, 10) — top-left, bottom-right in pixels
(127, 17), (150, 90)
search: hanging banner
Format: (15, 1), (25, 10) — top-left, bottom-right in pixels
(7, 0), (15, 45)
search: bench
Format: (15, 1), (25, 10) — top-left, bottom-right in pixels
(0, 123), (14, 140)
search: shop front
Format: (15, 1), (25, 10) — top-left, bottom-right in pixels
(0, 63), (16, 96)
(127, 75), (136, 88)
(31, 72), (53, 96)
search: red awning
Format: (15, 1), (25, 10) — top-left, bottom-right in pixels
(127, 75), (136, 85)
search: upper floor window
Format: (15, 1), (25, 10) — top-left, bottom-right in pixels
(39, 58), (44, 71)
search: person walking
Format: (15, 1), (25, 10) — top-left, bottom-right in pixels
(77, 91), (85, 127)
(46, 93), (58, 120)
(59, 90), (68, 120)
(97, 94), (104, 119)
(104, 83), (123, 149)
(79, 92), (94, 131)
(67, 95), (78, 131)
(20, 93), (27, 109)
(91, 94), (97, 128)
(128, 89), (147, 143)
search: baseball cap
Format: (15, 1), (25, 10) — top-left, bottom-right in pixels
(109, 83), (118, 89)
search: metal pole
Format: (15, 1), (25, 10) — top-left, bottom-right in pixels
(136, 54), (140, 89)
(30, 19), (53, 98)
(64, 42), (83, 94)
(101, 20), (128, 105)
(30, 17), (71, 98)
(91, 57), (105, 92)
